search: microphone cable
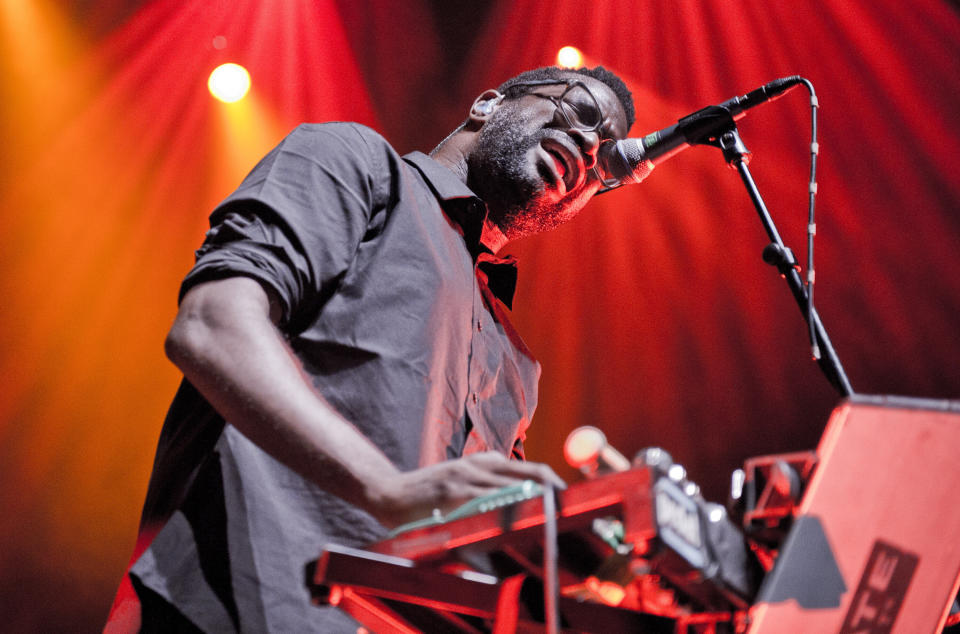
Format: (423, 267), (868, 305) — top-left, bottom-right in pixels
(799, 78), (820, 361)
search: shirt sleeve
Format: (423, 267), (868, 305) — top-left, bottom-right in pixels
(179, 123), (392, 332)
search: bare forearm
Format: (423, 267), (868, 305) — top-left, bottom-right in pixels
(168, 277), (565, 529)
(166, 278), (399, 519)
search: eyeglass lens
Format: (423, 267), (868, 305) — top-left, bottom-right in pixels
(559, 85), (603, 131)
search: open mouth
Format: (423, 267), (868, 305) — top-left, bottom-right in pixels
(541, 139), (579, 194)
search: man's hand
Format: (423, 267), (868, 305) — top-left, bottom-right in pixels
(370, 451), (566, 529)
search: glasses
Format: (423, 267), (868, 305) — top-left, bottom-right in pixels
(507, 79), (621, 192)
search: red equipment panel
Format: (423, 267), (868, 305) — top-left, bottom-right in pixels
(748, 396), (960, 633)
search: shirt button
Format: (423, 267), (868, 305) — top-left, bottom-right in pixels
(472, 393), (478, 404)
(477, 320), (483, 332)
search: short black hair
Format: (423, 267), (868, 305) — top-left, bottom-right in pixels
(498, 65), (635, 131)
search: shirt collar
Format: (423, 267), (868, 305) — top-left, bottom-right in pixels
(403, 151), (518, 308)
(403, 151), (475, 201)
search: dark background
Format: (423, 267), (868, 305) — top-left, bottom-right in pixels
(1, 0), (958, 629)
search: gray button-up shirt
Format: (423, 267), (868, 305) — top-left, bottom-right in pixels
(126, 123), (541, 632)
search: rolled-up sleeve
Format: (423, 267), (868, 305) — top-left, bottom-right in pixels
(180, 123), (390, 330)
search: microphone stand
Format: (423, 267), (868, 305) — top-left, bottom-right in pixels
(683, 106), (854, 397)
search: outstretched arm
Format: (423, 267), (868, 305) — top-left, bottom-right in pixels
(166, 276), (563, 529)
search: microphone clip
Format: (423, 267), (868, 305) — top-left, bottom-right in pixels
(677, 107), (752, 167)
(715, 127), (753, 167)
(676, 104), (739, 148)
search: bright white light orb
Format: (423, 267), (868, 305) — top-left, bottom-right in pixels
(208, 63), (251, 103)
(556, 46), (583, 69)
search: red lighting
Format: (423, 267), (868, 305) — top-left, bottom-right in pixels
(208, 62), (250, 103)
(328, 585), (343, 606)
(556, 45), (583, 68)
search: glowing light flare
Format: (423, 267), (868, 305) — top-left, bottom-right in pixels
(586, 576), (627, 606)
(208, 62), (251, 103)
(213, 89), (286, 188)
(556, 46), (583, 69)
(327, 585), (343, 606)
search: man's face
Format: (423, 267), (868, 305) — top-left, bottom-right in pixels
(466, 75), (629, 241)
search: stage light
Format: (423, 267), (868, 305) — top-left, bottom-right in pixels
(208, 63), (250, 103)
(556, 46), (583, 69)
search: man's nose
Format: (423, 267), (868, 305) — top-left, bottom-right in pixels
(567, 128), (601, 170)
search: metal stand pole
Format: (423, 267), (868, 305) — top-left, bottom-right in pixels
(709, 127), (853, 397)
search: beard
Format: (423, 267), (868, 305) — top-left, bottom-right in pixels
(466, 106), (591, 241)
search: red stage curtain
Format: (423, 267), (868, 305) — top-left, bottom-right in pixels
(0, 0), (957, 629)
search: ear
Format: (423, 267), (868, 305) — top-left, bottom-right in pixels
(467, 89), (504, 128)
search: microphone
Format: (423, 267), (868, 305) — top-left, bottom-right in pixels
(563, 426), (631, 476)
(600, 76), (805, 185)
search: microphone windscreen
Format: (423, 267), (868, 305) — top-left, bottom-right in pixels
(602, 140), (654, 185)
(564, 426), (607, 469)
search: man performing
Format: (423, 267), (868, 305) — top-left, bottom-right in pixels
(107, 65), (635, 632)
